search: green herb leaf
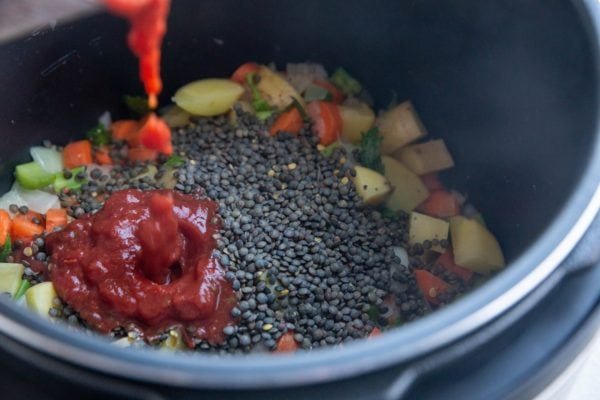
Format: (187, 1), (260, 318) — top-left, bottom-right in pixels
(286, 97), (309, 122)
(303, 84), (332, 102)
(380, 208), (398, 219)
(124, 95), (150, 117)
(246, 73), (275, 121)
(331, 67), (362, 96)
(14, 279), (31, 300)
(0, 235), (11, 262)
(53, 166), (87, 193)
(86, 123), (111, 146)
(358, 127), (385, 174)
(320, 142), (341, 157)
(164, 155), (186, 168)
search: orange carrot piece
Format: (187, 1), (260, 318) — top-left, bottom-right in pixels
(275, 332), (300, 353)
(11, 211), (44, 242)
(139, 113), (173, 155)
(128, 146), (158, 162)
(231, 62), (260, 84)
(420, 173), (445, 191)
(313, 79), (345, 104)
(436, 248), (474, 283)
(269, 108), (303, 136)
(414, 269), (451, 306)
(368, 327), (382, 339)
(417, 190), (461, 219)
(0, 209), (12, 246)
(111, 120), (140, 142)
(63, 140), (93, 169)
(45, 208), (68, 233)
(307, 101), (342, 145)
(95, 146), (113, 165)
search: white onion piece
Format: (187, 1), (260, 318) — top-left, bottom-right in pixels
(30, 147), (63, 174)
(15, 184), (60, 214)
(286, 62), (328, 93)
(0, 185), (25, 213)
(98, 110), (112, 130)
(392, 246), (409, 267)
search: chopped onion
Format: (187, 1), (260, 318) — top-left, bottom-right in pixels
(98, 110), (112, 130)
(15, 184), (60, 214)
(0, 185), (25, 213)
(30, 147), (63, 174)
(286, 63), (328, 93)
(392, 246), (409, 267)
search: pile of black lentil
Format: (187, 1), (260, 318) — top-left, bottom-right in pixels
(36, 107), (475, 354)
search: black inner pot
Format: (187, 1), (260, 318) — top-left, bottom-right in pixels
(0, 0), (599, 399)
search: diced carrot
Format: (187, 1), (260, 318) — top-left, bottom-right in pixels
(139, 113), (173, 155)
(0, 209), (11, 246)
(11, 211), (44, 242)
(313, 79), (345, 104)
(420, 173), (445, 191)
(95, 146), (113, 165)
(63, 140), (93, 169)
(269, 108), (303, 136)
(45, 208), (68, 233)
(275, 331), (300, 353)
(368, 327), (382, 339)
(231, 62), (260, 84)
(306, 101), (343, 145)
(128, 146), (158, 162)
(414, 269), (450, 306)
(111, 120), (140, 143)
(436, 248), (474, 283)
(417, 190), (461, 218)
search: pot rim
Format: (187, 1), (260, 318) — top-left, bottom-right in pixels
(0, 0), (599, 390)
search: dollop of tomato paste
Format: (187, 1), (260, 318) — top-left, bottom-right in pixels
(104, 0), (170, 109)
(45, 190), (235, 344)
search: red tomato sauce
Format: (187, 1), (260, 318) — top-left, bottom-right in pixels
(45, 190), (236, 344)
(104, 0), (170, 109)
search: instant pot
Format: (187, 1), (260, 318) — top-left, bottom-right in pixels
(0, 0), (600, 399)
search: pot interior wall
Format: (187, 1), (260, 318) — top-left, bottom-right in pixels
(0, 0), (596, 262)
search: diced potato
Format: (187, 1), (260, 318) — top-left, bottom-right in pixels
(377, 101), (427, 155)
(450, 216), (505, 273)
(0, 263), (24, 297)
(160, 105), (192, 128)
(25, 281), (58, 318)
(339, 102), (376, 143)
(382, 156), (429, 212)
(112, 336), (134, 347)
(173, 78), (244, 116)
(257, 66), (305, 109)
(395, 139), (454, 175)
(160, 329), (186, 351)
(351, 166), (391, 205)
(409, 212), (449, 253)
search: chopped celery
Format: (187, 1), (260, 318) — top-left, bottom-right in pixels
(54, 166), (87, 193)
(0, 263), (24, 298)
(86, 123), (111, 146)
(164, 155), (186, 168)
(0, 235), (11, 261)
(124, 95), (150, 117)
(246, 73), (274, 121)
(303, 84), (332, 102)
(14, 279), (31, 300)
(331, 68), (362, 96)
(15, 162), (56, 190)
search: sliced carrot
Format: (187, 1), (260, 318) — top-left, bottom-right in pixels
(95, 146), (113, 165)
(368, 327), (382, 339)
(313, 79), (345, 104)
(275, 331), (300, 353)
(11, 211), (44, 242)
(45, 208), (68, 233)
(231, 62), (260, 84)
(269, 108), (303, 136)
(420, 173), (445, 191)
(417, 190), (461, 218)
(414, 269), (450, 306)
(139, 113), (173, 155)
(111, 119), (140, 143)
(128, 146), (158, 162)
(306, 101), (342, 145)
(63, 140), (93, 169)
(436, 248), (474, 283)
(0, 209), (12, 246)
